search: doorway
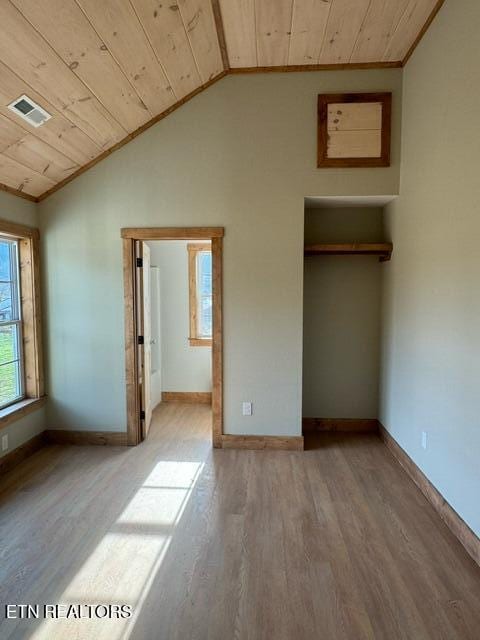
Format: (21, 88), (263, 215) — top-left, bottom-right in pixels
(121, 227), (224, 447)
(302, 198), (393, 447)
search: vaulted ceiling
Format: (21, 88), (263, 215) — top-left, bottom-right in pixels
(0, 0), (443, 202)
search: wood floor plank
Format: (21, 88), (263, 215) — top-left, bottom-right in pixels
(0, 407), (479, 639)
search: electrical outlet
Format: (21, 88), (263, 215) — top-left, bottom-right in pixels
(421, 431), (428, 450)
(242, 402), (252, 416)
(1, 434), (8, 452)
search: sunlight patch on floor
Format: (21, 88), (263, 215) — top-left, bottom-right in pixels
(29, 461), (204, 640)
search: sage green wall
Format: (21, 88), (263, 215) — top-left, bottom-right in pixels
(303, 207), (383, 419)
(0, 190), (45, 458)
(147, 240), (212, 394)
(380, 0), (480, 536)
(39, 69), (402, 436)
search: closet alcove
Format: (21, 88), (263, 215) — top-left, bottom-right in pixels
(302, 197), (394, 440)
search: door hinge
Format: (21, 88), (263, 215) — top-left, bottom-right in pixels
(136, 257), (143, 268)
(138, 335), (144, 345)
(140, 410), (145, 420)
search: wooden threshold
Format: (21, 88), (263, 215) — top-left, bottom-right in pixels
(379, 423), (480, 567)
(304, 242), (393, 262)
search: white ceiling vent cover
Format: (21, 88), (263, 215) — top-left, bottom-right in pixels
(8, 95), (51, 128)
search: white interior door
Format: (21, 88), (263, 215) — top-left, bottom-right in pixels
(150, 266), (162, 409)
(137, 241), (152, 438)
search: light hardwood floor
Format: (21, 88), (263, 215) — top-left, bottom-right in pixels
(1, 403), (480, 639)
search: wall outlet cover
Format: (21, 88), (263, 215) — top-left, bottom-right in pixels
(1, 434), (8, 452)
(242, 401), (252, 416)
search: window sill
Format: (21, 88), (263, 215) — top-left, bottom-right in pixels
(188, 338), (212, 347)
(0, 397), (47, 431)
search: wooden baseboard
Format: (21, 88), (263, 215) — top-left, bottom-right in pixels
(163, 392), (212, 405)
(0, 432), (46, 475)
(45, 430), (128, 446)
(379, 424), (480, 567)
(219, 434), (304, 451)
(303, 418), (379, 433)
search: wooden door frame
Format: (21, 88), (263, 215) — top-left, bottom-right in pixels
(121, 227), (224, 447)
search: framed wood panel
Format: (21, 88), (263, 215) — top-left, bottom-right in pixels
(122, 227), (224, 447)
(317, 92), (392, 168)
(0, 1), (444, 200)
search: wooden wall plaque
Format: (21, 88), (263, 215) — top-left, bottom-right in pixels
(318, 93), (392, 168)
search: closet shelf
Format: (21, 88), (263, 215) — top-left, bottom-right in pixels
(304, 242), (393, 262)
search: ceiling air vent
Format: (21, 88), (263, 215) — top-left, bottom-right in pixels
(8, 95), (51, 128)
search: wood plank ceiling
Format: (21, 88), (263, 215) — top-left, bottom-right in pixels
(0, 0), (443, 202)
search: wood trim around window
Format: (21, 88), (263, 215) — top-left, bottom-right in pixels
(0, 218), (45, 428)
(188, 242), (212, 347)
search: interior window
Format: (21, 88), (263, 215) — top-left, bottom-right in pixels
(188, 243), (212, 346)
(196, 251), (212, 339)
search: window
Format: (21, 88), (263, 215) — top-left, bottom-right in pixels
(188, 243), (212, 346)
(0, 238), (23, 407)
(0, 218), (45, 428)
